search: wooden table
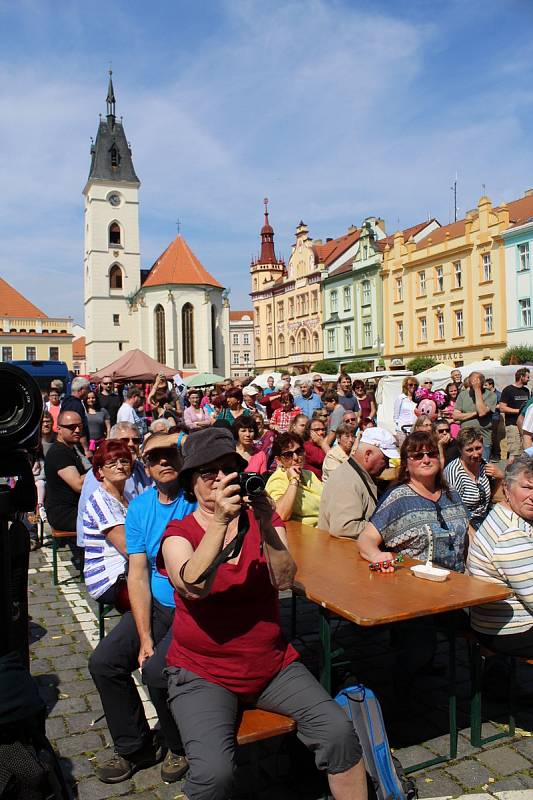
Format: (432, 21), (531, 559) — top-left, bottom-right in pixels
(285, 521), (512, 770)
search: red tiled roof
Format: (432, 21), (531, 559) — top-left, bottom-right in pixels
(72, 337), (86, 357)
(142, 235), (222, 289)
(415, 219), (466, 249)
(313, 229), (361, 267)
(502, 194), (533, 228)
(229, 310), (253, 321)
(0, 277), (47, 318)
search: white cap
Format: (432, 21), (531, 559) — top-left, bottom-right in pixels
(243, 385), (259, 396)
(359, 427), (400, 459)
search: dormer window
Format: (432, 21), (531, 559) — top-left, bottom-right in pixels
(110, 144), (120, 168)
(109, 222), (121, 246)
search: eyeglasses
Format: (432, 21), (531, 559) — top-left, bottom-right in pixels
(407, 383), (417, 387)
(119, 436), (142, 445)
(423, 381), (433, 386)
(59, 423), (82, 431)
(408, 450), (440, 461)
(280, 447), (305, 460)
(344, 417), (357, 422)
(143, 448), (178, 465)
(102, 382), (112, 386)
(198, 469), (219, 482)
(436, 428), (450, 434)
(313, 378), (323, 383)
(102, 458), (131, 470)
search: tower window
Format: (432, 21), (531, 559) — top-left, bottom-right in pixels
(113, 314), (120, 326)
(182, 303), (195, 367)
(110, 144), (120, 168)
(154, 304), (166, 364)
(109, 264), (123, 290)
(109, 222), (121, 246)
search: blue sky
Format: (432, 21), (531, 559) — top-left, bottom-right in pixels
(1, 0), (533, 323)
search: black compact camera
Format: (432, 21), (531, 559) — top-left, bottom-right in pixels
(237, 472), (265, 497)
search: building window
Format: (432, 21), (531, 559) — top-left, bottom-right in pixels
(118, 342), (123, 351)
(396, 321), (404, 346)
(311, 291), (318, 313)
(49, 346), (59, 360)
(243, 333), (249, 345)
(109, 264), (123, 290)
(454, 261), (462, 288)
(254, 306), (260, 324)
(483, 304), (493, 333)
(362, 280), (371, 305)
(288, 298), (294, 318)
(243, 352), (250, 364)
(344, 326), (352, 351)
(110, 143), (120, 168)
(436, 311), (445, 339)
(299, 328), (309, 353)
(518, 243), (530, 271)
(267, 337), (273, 358)
(109, 222), (121, 246)
(289, 336), (296, 355)
(304, 294), (310, 315)
(327, 329), (336, 352)
(330, 290), (338, 313)
(363, 321), (372, 348)
(435, 266), (444, 292)
(419, 317), (427, 342)
(277, 301), (284, 322)
(395, 277), (403, 301)
(343, 286), (351, 311)
(2, 346), (12, 362)
(519, 298), (531, 327)
(233, 351), (240, 365)
(211, 306), (217, 368)
(455, 309), (464, 337)
(255, 338), (261, 359)
(279, 335), (285, 357)
(154, 304), (166, 364)
(266, 304), (272, 323)
(232, 333), (239, 345)
(362, 244), (369, 260)
(418, 270), (426, 295)
(482, 253), (492, 281)
(113, 313), (120, 326)
(26, 346), (36, 361)
(182, 303), (195, 366)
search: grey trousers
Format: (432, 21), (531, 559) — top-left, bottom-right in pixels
(166, 660), (361, 800)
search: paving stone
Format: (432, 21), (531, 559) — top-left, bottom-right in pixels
(490, 773), (533, 793)
(59, 678), (96, 696)
(55, 730), (103, 757)
(49, 653), (90, 669)
(45, 715), (67, 740)
(48, 695), (88, 716)
(34, 644), (75, 658)
(132, 761), (165, 790)
(59, 755), (95, 781)
(424, 733), (477, 759)
(494, 791), (533, 800)
(29, 658), (52, 674)
(513, 736), (533, 761)
(156, 783), (187, 799)
(66, 710), (107, 734)
(391, 744), (435, 770)
(476, 745), (531, 775)
(416, 768), (462, 798)
(76, 776), (133, 799)
(445, 759), (491, 789)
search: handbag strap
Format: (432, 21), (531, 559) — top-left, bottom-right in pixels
(347, 457), (378, 504)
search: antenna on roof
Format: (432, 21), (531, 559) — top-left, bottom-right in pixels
(176, 218), (181, 235)
(451, 172), (458, 222)
(482, 183), (486, 196)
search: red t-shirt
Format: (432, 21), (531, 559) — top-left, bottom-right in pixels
(157, 510), (299, 697)
(303, 440), (325, 479)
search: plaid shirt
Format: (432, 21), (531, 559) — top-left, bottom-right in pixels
(271, 406), (302, 433)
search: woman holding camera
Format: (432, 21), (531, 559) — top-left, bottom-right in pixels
(265, 432), (323, 526)
(158, 427), (366, 800)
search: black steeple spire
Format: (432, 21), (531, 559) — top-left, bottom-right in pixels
(106, 70), (116, 126)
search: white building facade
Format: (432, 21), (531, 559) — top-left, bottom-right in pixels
(229, 311), (255, 377)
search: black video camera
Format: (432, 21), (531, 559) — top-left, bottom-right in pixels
(237, 472), (265, 498)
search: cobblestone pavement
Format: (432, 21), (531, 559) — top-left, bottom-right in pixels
(29, 531), (533, 799)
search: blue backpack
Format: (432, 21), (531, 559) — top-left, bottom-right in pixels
(335, 684), (416, 800)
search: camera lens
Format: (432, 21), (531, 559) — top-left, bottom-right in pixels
(0, 364), (43, 451)
(244, 474), (265, 496)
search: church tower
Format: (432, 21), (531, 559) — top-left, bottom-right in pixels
(83, 72), (141, 372)
(250, 198), (285, 293)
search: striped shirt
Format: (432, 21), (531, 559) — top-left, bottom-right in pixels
(467, 503), (533, 635)
(83, 486), (127, 600)
(443, 458), (491, 529)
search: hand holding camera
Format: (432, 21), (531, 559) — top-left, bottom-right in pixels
(213, 472), (242, 525)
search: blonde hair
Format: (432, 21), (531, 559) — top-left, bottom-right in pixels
(402, 377), (418, 395)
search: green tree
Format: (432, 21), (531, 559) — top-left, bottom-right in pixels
(342, 359), (373, 373)
(312, 359), (338, 375)
(500, 344), (533, 365)
(406, 355), (439, 374)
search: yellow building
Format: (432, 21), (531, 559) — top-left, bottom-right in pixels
(0, 277), (73, 367)
(250, 201), (360, 373)
(381, 194), (532, 367)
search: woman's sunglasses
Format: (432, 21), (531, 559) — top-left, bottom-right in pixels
(280, 447), (305, 460)
(408, 450), (439, 461)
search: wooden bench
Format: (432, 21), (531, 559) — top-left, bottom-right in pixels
(51, 529), (77, 585)
(235, 709), (297, 797)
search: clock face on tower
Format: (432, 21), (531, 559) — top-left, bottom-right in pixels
(108, 193), (121, 207)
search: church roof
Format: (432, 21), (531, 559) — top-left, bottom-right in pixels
(142, 235), (223, 289)
(0, 277), (47, 318)
(88, 118), (139, 184)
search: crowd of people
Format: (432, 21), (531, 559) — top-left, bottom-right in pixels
(29, 363), (533, 798)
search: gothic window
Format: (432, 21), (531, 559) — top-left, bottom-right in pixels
(255, 338), (261, 360)
(182, 303), (195, 366)
(312, 332), (319, 352)
(289, 336), (296, 355)
(109, 264), (123, 290)
(211, 306), (218, 368)
(109, 222), (121, 246)
(267, 336), (273, 359)
(110, 144), (120, 169)
(278, 335), (285, 357)
(154, 305), (166, 364)
(299, 328), (309, 352)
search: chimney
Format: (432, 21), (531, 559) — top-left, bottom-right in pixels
(524, 189), (533, 197)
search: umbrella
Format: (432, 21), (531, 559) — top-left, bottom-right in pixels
(90, 349), (176, 382)
(187, 372), (226, 387)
